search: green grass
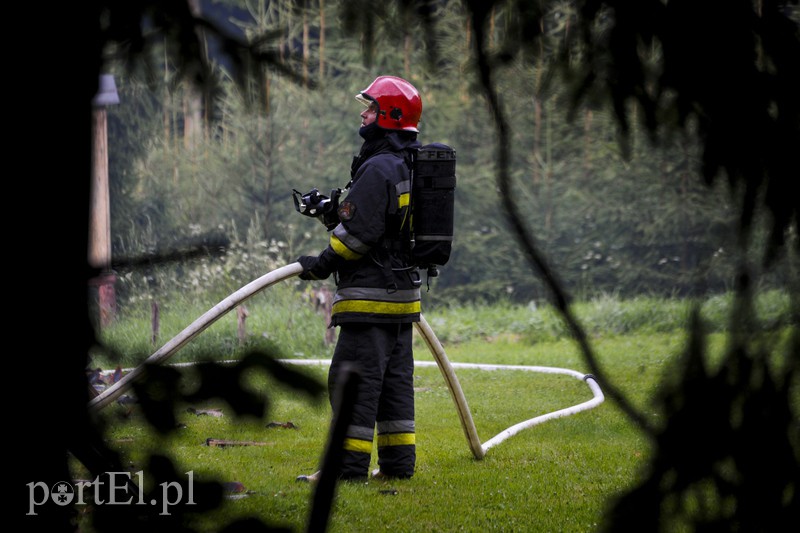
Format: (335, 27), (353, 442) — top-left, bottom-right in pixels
(80, 336), (689, 532)
(81, 289), (794, 532)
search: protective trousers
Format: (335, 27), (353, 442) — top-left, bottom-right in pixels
(328, 322), (415, 479)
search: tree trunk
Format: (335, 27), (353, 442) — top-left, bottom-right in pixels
(184, 0), (206, 149)
(583, 109), (593, 172)
(319, 0), (326, 81)
(303, 0), (310, 87)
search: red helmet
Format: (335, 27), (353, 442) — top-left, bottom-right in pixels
(356, 76), (422, 132)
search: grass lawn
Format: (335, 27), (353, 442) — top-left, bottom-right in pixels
(80, 328), (709, 532)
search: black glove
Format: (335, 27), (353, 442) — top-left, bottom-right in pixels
(297, 255), (332, 280)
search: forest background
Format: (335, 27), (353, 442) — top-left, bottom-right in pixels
(104, 0), (792, 309)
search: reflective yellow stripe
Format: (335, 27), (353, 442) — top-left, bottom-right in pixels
(399, 192), (410, 208)
(343, 438), (373, 454)
(332, 299), (421, 316)
(377, 433), (416, 447)
(331, 234), (363, 260)
(333, 225), (370, 254)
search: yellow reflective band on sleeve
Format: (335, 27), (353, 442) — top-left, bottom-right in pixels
(332, 299), (421, 316)
(399, 192), (410, 208)
(330, 234), (363, 261)
(377, 433), (416, 447)
(343, 438), (373, 454)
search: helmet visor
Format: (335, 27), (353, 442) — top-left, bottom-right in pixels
(355, 93), (375, 107)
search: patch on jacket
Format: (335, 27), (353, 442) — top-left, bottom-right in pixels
(338, 200), (356, 221)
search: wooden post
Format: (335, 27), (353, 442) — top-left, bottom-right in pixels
(90, 74), (120, 328)
(89, 106), (111, 270)
(237, 305), (249, 345)
(315, 286), (335, 346)
(151, 300), (160, 347)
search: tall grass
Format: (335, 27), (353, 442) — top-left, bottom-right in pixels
(421, 290), (790, 346)
(98, 240), (791, 368)
(93, 284), (790, 370)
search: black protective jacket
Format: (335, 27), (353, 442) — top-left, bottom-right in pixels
(314, 130), (422, 325)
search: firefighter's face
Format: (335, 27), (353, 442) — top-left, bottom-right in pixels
(361, 102), (378, 127)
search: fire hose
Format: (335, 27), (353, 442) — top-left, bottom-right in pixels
(88, 262), (604, 459)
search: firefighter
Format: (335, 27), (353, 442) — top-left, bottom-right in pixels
(296, 75), (423, 481)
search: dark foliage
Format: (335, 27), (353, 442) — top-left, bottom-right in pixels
(460, 1), (798, 531)
(27, 1), (797, 532)
(28, 3), (323, 531)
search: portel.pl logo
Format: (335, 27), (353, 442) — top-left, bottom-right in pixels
(27, 471), (196, 517)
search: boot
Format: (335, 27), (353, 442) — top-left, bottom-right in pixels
(371, 468), (389, 480)
(371, 468), (412, 480)
(296, 470), (321, 483)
